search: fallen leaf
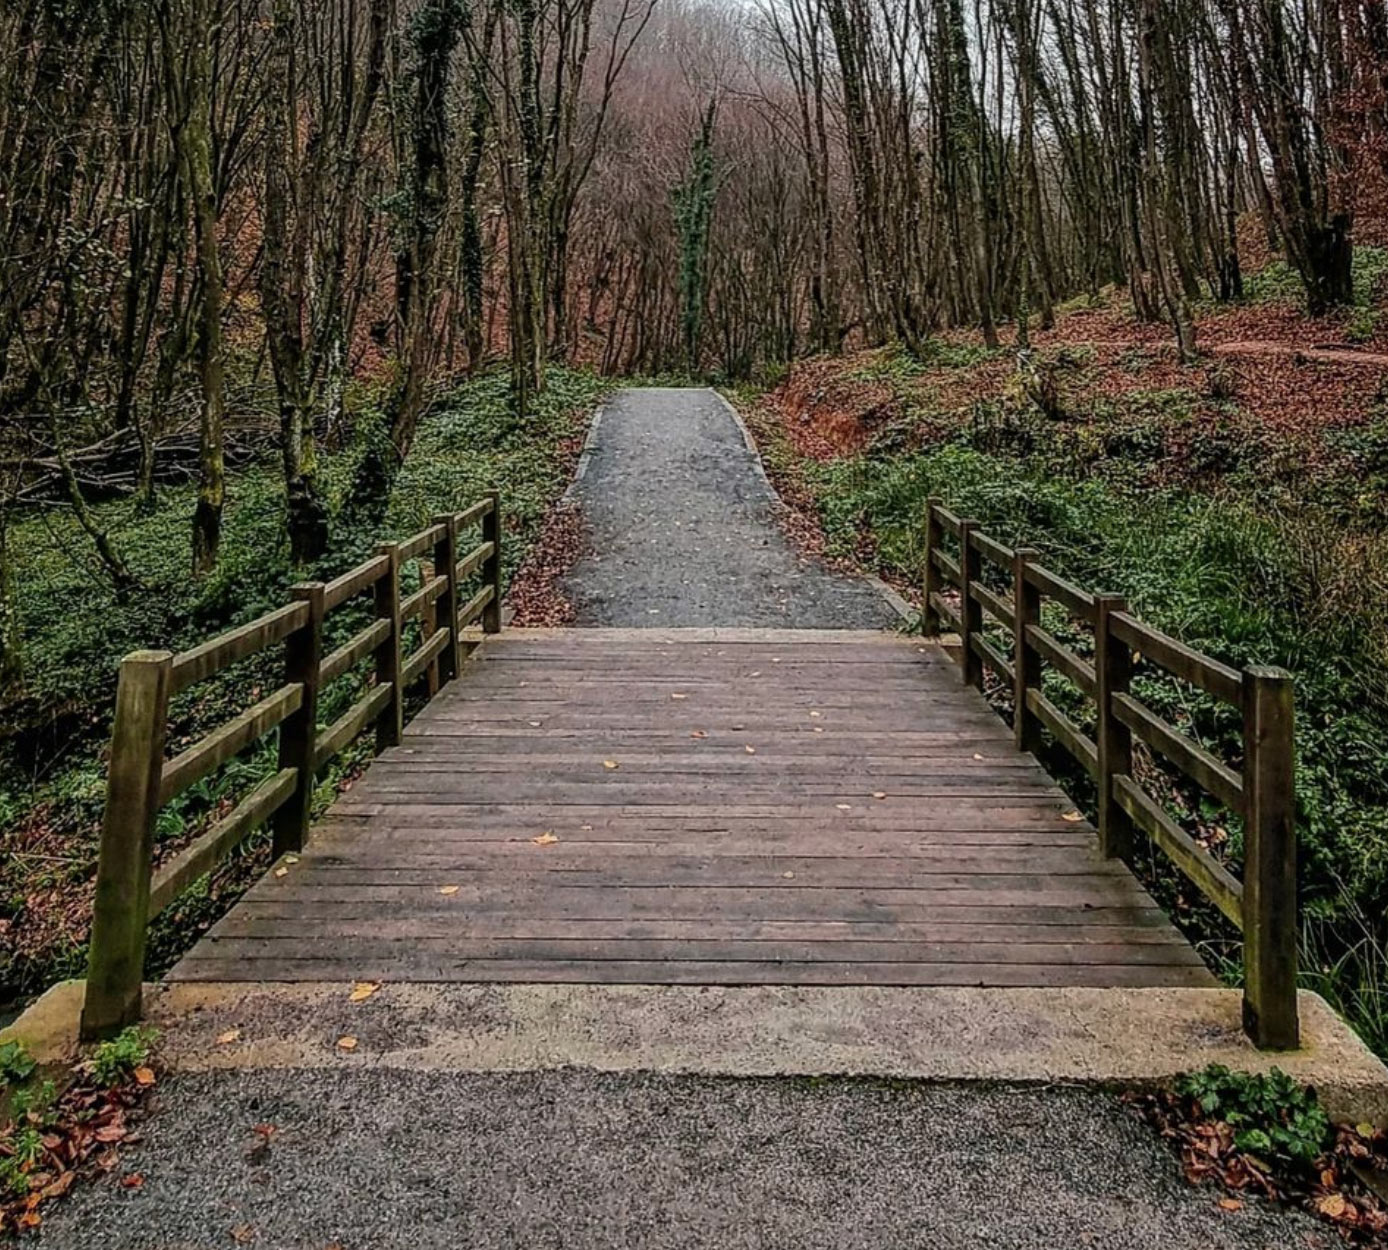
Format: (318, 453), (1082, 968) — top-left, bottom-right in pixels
(94, 1124), (127, 1143)
(439, 884), (461, 896)
(602, 759), (620, 770)
(813, 727), (824, 733)
(750, 671), (762, 677)
(216, 1028), (241, 1046)
(691, 730), (707, 739)
(1062, 811), (1083, 822)
(580, 823), (593, 831)
(836, 803), (852, 811)
(872, 792), (887, 800)
(973, 753), (984, 760)
(1217, 1198), (1243, 1212)
(528, 720), (543, 727)
(348, 982), (380, 1003)
(533, 832), (559, 846)
(783, 871), (795, 879)
(336, 1036), (358, 1052)
(17, 1213), (40, 1230)
(671, 693), (688, 700)
(745, 745), (756, 754)
(1317, 1194), (1349, 1219)
(809, 711), (822, 718)
(283, 854), (300, 865)
(230, 1224), (256, 1245)
(120, 1173), (144, 1190)
(274, 866), (290, 878)
(133, 1066), (156, 1087)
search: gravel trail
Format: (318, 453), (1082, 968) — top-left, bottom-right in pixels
(40, 1072), (1331, 1249)
(561, 388), (897, 627)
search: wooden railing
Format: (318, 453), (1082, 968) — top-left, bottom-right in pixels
(924, 497), (1298, 1049)
(79, 493), (504, 1040)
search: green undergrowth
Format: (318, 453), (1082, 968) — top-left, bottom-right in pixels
(747, 363), (1388, 1059)
(0, 367), (608, 1007)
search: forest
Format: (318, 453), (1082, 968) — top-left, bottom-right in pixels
(2, 0), (1388, 1063)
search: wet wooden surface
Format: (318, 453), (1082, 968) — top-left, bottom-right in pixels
(170, 629), (1213, 988)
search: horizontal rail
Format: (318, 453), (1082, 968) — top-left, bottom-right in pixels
(401, 575), (449, 623)
(970, 579), (1014, 631)
(928, 591), (962, 635)
(1112, 693), (1243, 811)
(458, 583), (496, 631)
(970, 632), (1015, 685)
(402, 627), (452, 687)
(148, 767), (298, 919)
(1110, 612), (1243, 705)
(324, 555), (391, 612)
(1113, 775), (1245, 927)
(1022, 562), (1096, 623)
(456, 540), (496, 583)
(969, 529), (1015, 569)
(320, 619), (392, 686)
(455, 498), (494, 529)
(1026, 687), (1099, 779)
(398, 523), (447, 562)
(1025, 623), (1097, 699)
(160, 684), (303, 805)
(170, 603), (308, 696)
(313, 683), (395, 771)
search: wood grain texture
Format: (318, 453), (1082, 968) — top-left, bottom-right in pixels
(169, 629), (1215, 989)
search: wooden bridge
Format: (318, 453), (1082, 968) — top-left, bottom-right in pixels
(79, 493), (1300, 1050)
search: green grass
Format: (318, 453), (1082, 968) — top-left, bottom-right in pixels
(0, 367), (609, 1005)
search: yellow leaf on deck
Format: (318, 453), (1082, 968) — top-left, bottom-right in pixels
(274, 866), (290, 878)
(283, 854), (300, 865)
(691, 730), (707, 739)
(671, 693), (688, 700)
(438, 885), (461, 896)
(836, 803), (852, 811)
(1062, 811), (1083, 822)
(603, 760), (620, 770)
(745, 745), (756, 754)
(348, 982), (380, 1003)
(872, 792), (887, 800)
(533, 832), (560, 846)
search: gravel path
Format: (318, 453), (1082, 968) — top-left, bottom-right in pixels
(561, 388), (897, 627)
(41, 1072), (1331, 1249)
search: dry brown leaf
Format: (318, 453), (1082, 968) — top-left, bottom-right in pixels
(348, 982), (380, 1003)
(216, 1028), (241, 1046)
(1217, 1198), (1243, 1212)
(533, 832), (559, 846)
(872, 792), (887, 800)
(274, 866), (290, 878)
(230, 1224), (256, 1245)
(602, 760), (620, 770)
(120, 1173), (145, 1190)
(283, 854), (301, 865)
(133, 1066), (156, 1087)
(1062, 811), (1083, 822)
(336, 1036), (359, 1052)
(691, 730), (707, 739)
(745, 745), (756, 754)
(782, 871), (795, 879)
(1317, 1194), (1349, 1219)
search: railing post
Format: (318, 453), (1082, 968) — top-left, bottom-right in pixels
(922, 497), (943, 636)
(1094, 594), (1135, 860)
(375, 541), (404, 751)
(273, 583), (324, 859)
(482, 489), (503, 635)
(80, 650), (172, 1041)
(1012, 547), (1042, 755)
(434, 512), (462, 685)
(1242, 665), (1299, 1049)
(958, 519), (982, 690)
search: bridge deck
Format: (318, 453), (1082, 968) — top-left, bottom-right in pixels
(170, 629), (1213, 988)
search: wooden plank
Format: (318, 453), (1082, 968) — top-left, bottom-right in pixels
(458, 584), (496, 629)
(1112, 692), (1242, 810)
(1110, 612), (1242, 705)
(401, 574), (449, 623)
(324, 555), (389, 611)
(1113, 775), (1244, 927)
(398, 523), (447, 562)
(454, 498), (494, 530)
(159, 684), (303, 804)
(1022, 563), (1096, 623)
(170, 603), (308, 695)
(1025, 624), (1096, 699)
(402, 627), (452, 688)
(150, 768), (298, 918)
(321, 619), (392, 686)
(315, 684), (394, 771)
(455, 540), (496, 583)
(169, 956), (1212, 988)
(1025, 688), (1098, 779)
